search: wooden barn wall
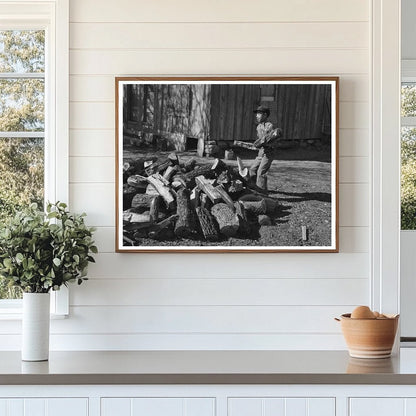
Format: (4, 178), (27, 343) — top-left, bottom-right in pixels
(0, 0), (372, 351)
(274, 84), (332, 141)
(210, 84), (260, 142)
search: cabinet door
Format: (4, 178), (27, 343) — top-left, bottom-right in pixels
(228, 398), (335, 416)
(101, 398), (215, 416)
(350, 398), (416, 416)
(0, 398), (88, 416)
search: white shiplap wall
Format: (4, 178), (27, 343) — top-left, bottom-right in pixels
(48, 0), (371, 350)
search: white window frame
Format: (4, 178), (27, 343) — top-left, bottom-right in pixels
(0, 0), (69, 317)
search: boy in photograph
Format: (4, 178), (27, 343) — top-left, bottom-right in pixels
(249, 105), (282, 191)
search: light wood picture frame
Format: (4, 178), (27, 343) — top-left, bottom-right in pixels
(115, 77), (339, 253)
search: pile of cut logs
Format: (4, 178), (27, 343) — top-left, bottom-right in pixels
(122, 153), (278, 245)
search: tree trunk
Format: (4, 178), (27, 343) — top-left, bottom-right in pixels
(174, 188), (198, 238)
(211, 203), (239, 237)
(233, 140), (257, 151)
(196, 207), (219, 241)
(195, 176), (222, 204)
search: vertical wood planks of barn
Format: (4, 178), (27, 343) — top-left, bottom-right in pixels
(210, 84), (259, 143)
(274, 84), (331, 142)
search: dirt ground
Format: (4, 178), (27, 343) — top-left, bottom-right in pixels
(123, 145), (333, 248)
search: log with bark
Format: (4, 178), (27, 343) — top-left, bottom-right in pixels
(211, 203), (239, 237)
(239, 194), (267, 215)
(182, 158), (196, 172)
(211, 158), (227, 174)
(215, 184), (235, 209)
(196, 207), (219, 241)
(235, 201), (251, 236)
(149, 195), (161, 223)
(162, 165), (180, 182)
(168, 152), (179, 165)
(127, 175), (148, 191)
(195, 176), (222, 204)
(183, 164), (215, 188)
(174, 188), (198, 238)
(145, 174), (176, 210)
(145, 158), (171, 176)
(131, 194), (156, 210)
(148, 214), (178, 240)
(123, 184), (137, 210)
(258, 214), (272, 226)
(200, 193), (213, 211)
(233, 140), (257, 151)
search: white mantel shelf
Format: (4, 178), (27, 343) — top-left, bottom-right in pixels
(2, 349), (416, 385)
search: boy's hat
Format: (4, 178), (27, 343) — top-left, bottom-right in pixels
(253, 105), (270, 116)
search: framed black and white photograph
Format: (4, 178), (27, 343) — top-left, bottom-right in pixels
(116, 77), (339, 253)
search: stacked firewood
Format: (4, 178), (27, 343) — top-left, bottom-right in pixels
(122, 153), (278, 245)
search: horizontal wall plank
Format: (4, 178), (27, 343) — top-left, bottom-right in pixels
(70, 22), (368, 50)
(339, 102), (368, 129)
(70, 129), (115, 157)
(339, 227), (369, 253)
(71, 278), (368, 306)
(339, 157), (369, 183)
(339, 129), (369, 157)
(48, 305), (353, 334)
(69, 101), (368, 130)
(86, 252), (369, 279)
(0, 333), (347, 351)
(69, 183), (114, 226)
(70, 49), (368, 76)
(339, 183), (369, 227)
(70, 103), (114, 129)
(70, 74), (368, 103)
(70, 157), (114, 183)
(70, 0), (369, 23)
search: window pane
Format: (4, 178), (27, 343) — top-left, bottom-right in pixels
(0, 30), (45, 73)
(402, 83), (416, 117)
(0, 78), (44, 132)
(0, 137), (44, 300)
(401, 126), (416, 230)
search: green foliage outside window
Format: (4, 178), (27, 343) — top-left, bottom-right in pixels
(401, 82), (416, 230)
(0, 30), (45, 299)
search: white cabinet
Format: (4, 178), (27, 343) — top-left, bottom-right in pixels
(350, 398), (416, 416)
(228, 398), (335, 416)
(0, 398), (88, 416)
(101, 397), (215, 416)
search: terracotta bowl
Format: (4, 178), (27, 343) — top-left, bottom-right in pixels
(337, 313), (399, 359)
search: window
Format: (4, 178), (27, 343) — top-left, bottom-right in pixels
(401, 65), (416, 230)
(0, 0), (69, 314)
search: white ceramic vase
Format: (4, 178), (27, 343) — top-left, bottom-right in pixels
(22, 292), (50, 361)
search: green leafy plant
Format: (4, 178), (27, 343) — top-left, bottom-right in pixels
(0, 202), (97, 293)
